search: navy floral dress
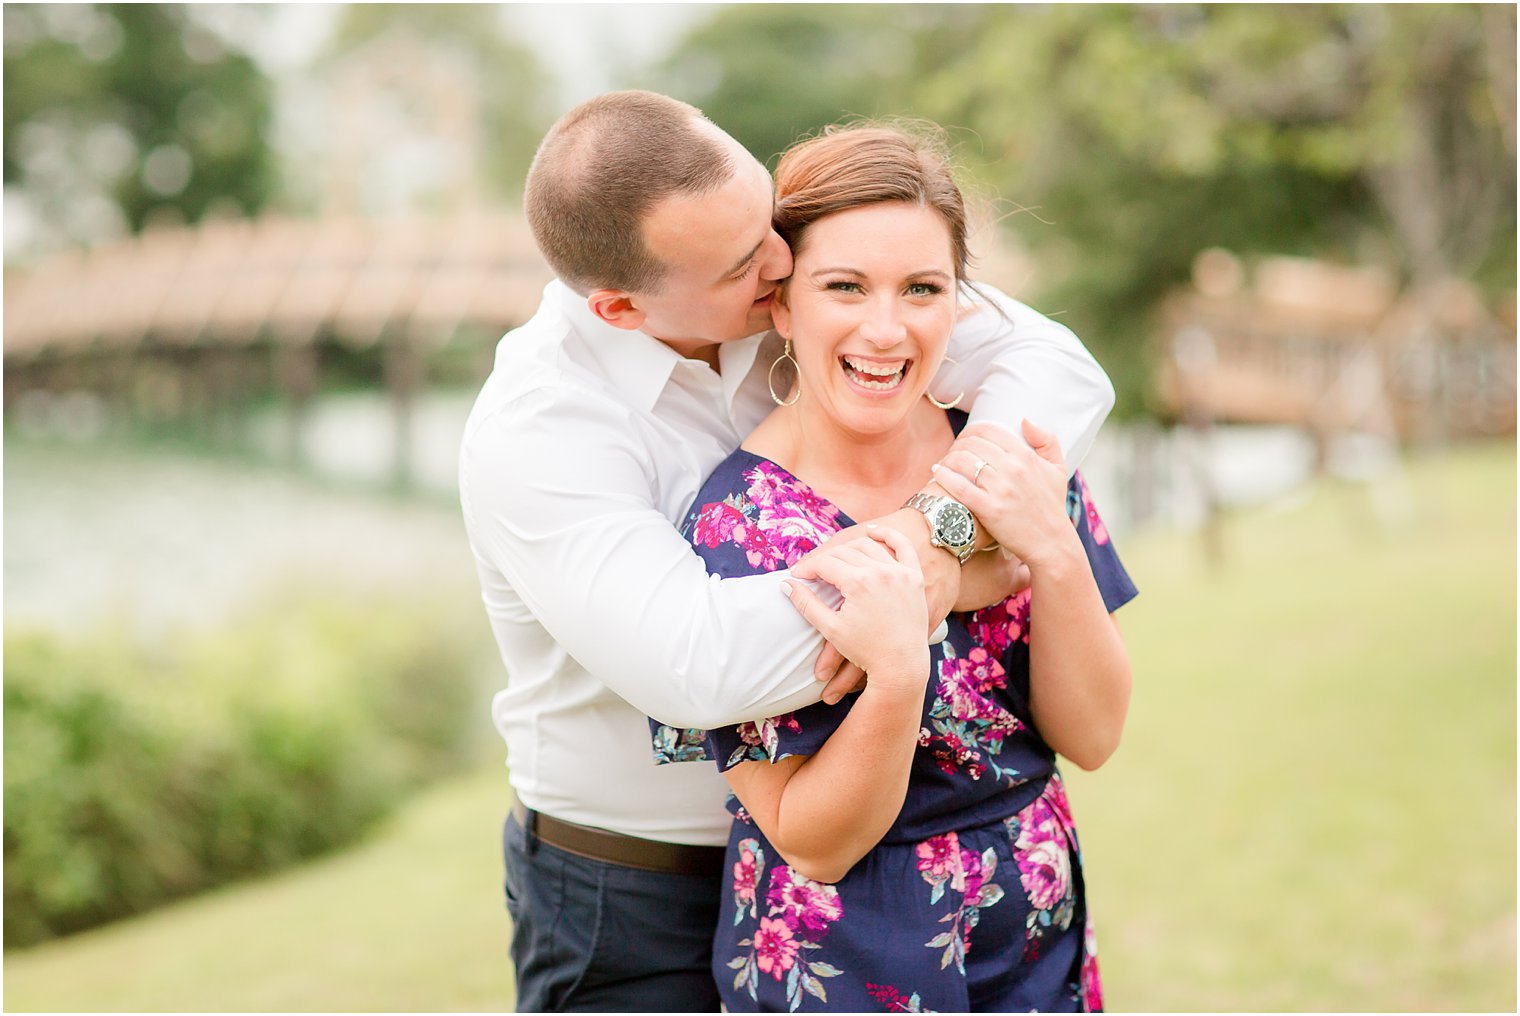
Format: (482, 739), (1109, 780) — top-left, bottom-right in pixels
(650, 417), (1138, 1013)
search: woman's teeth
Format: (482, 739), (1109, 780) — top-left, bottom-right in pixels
(842, 355), (907, 390)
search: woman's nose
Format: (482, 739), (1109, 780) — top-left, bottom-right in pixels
(860, 298), (907, 348)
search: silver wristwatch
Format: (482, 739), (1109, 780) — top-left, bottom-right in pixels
(903, 492), (976, 564)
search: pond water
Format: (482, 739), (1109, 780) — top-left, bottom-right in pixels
(5, 388), (1328, 636)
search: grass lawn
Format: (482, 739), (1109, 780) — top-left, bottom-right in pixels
(4, 442), (1515, 1012)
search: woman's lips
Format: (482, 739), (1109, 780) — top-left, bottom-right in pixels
(840, 355), (909, 395)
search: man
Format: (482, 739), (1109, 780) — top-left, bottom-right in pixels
(458, 91), (1114, 1012)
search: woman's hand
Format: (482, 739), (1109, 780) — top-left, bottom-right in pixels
(783, 525), (930, 696)
(931, 419), (1078, 571)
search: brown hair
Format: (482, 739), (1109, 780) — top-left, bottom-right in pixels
(524, 91), (735, 295)
(772, 122), (971, 282)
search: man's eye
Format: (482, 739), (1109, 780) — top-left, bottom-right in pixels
(734, 260), (757, 280)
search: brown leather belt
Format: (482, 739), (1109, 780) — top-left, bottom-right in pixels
(512, 799), (726, 878)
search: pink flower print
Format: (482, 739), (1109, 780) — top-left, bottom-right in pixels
(733, 839), (762, 916)
(693, 500), (747, 549)
(765, 867), (843, 937)
(740, 525), (783, 570)
(755, 713), (802, 758)
(962, 646), (1006, 695)
(957, 845), (985, 900)
(735, 722), (763, 747)
(1015, 800), (1072, 912)
(786, 483), (841, 534)
(1080, 922), (1103, 1011)
(744, 462), (799, 511)
(916, 832), (960, 884)
(1044, 771), (1076, 828)
(1076, 471), (1110, 545)
(867, 983), (931, 1013)
(967, 589), (1032, 652)
(756, 508), (825, 567)
(753, 916), (800, 980)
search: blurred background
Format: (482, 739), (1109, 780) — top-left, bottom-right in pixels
(3, 3), (1514, 1011)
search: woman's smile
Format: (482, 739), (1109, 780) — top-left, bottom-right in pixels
(840, 354), (911, 396)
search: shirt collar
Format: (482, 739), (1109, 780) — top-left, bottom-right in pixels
(553, 280), (682, 414)
(552, 279), (770, 417)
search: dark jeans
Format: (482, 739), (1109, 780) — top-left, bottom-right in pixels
(502, 810), (724, 1013)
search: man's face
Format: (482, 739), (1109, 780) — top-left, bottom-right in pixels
(632, 129), (794, 357)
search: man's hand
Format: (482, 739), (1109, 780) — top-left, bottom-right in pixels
(955, 546), (1032, 612)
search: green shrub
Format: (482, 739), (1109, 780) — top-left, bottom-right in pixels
(3, 593), (493, 947)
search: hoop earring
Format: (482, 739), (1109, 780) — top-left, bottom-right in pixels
(926, 354), (964, 410)
(768, 338), (800, 407)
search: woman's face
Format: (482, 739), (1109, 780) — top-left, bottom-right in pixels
(772, 200), (957, 436)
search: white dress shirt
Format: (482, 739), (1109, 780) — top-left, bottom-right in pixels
(458, 280), (1114, 846)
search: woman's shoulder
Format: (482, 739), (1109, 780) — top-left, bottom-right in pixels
(683, 449), (847, 576)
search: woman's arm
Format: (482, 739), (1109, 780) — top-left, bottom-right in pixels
(931, 420), (1133, 770)
(727, 528), (932, 883)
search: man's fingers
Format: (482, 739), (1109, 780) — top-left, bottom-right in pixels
(865, 524), (920, 569)
(814, 641), (845, 683)
(1021, 418), (1065, 467)
(960, 421), (1020, 452)
(820, 661), (867, 705)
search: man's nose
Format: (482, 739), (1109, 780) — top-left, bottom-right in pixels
(760, 230), (792, 281)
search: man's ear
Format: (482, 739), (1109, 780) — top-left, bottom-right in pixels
(587, 290), (648, 331)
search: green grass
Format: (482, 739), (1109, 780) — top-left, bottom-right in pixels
(1064, 441), (1516, 1011)
(4, 442), (1515, 1012)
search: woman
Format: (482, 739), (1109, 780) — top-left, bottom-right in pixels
(650, 123), (1136, 1012)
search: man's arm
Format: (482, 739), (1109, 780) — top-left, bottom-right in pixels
(460, 387), (827, 731)
(938, 283), (1115, 473)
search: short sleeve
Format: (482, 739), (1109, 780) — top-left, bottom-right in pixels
(1067, 470), (1138, 613)
(698, 697), (852, 771)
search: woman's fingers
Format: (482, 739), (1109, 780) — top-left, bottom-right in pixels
(781, 578), (841, 642)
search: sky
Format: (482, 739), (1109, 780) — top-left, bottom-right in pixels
(255, 3), (713, 107)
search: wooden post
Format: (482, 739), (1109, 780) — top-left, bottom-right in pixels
(382, 328), (424, 490)
(274, 341), (320, 470)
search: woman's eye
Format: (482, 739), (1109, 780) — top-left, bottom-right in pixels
(908, 282), (944, 297)
(734, 260), (757, 281)
(826, 281), (863, 293)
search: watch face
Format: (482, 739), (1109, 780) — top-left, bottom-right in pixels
(934, 502), (975, 548)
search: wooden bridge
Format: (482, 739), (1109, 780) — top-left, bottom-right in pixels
(6, 223), (1513, 488)
(1157, 251), (1516, 447)
(3, 209), (554, 483)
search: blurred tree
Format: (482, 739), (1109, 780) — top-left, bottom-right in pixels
(323, 4), (552, 199)
(911, 4), (1517, 415)
(646, 4), (949, 166)
(3, 3), (276, 254)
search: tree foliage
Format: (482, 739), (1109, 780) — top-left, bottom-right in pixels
(652, 4), (1516, 417)
(3, 4), (276, 252)
(646, 4), (942, 166)
(323, 4), (552, 198)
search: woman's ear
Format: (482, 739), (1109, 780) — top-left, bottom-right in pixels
(587, 290), (647, 331)
(770, 286), (793, 339)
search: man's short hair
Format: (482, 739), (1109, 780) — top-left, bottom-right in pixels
(525, 91), (736, 296)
